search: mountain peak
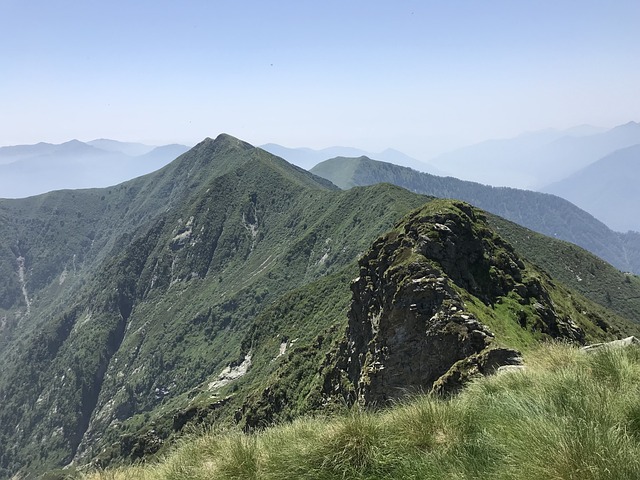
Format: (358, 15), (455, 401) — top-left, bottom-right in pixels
(612, 120), (640, 132)
(54, 139), (103, 155)
(210, 133), (255, 150)
(186, 134), (256, 163)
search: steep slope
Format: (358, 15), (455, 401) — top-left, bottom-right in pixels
(0, 135), (263, 353)
(337, 200), (631, 404)
(488, 215), (640, 325)
(543, 144), (640, 232)
(0, 135), (427, 478)
(310, 156), (640, 274)
(83, 343), (640, 480)
(229, 199), (640, 438)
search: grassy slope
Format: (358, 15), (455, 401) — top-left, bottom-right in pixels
(0, 135), (266, 354)
(72, 195), (640, 472)
(310, 156), (638, 274)
(0, 136), (429, 477)
(489, 214), (640, 324)
(156, 198), (640, 455)
(75, 180), (426, 466)
(307, 156), (365, 189)
(83, 343), (640, 480)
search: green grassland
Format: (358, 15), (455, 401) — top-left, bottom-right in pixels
(82, 343), (640, 480)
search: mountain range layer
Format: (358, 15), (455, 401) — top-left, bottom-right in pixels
(543, 143), (640, 232)
(3, 121), (638, 237)
(1, 135), (639, 478)
(262, 122), (640, 235)
(0, 139), (189, 199)
(311, 156), (640, 275)
(428, 121), (640, 189)
(260, 143), (443, 174)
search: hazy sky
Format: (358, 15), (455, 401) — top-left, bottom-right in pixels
(2, 0), (639, 159)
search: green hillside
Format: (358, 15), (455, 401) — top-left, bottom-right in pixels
(0, 136), (427, 477)
(488, 215), (640, 323)
(310, 156), (640, 274)
(1, 136), (639, 479)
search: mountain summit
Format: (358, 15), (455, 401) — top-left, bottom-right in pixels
(0, 135), (425, 476)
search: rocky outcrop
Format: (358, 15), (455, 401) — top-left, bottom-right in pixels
(344, 200), (580, 404)
(581, 336), (640, 352)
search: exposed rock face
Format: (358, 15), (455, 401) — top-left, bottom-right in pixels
(344, 200), (580, 404)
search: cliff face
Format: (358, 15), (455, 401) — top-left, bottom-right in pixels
(345, 200), (584, 403)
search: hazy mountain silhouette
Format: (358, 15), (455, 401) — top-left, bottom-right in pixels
(543, 143), (640, 232)
(260, 143), (444, 174)
(430, 123), (639, 189)
(86, 139), (156, 156)
(0, 140), (189, 198)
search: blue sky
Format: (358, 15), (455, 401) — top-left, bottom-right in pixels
(1, 0), (639, 159)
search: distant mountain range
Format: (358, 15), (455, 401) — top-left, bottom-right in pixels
(86, 139), (157, 156)
(260, 143), (445, 174)
(542, 144), (640, 233)
(310, 155), (640, 274)
(263, 124), (640, 236)
(0, 140), (190, 198)
(429, 122), (640, 189)
(3, 125), (639, 240)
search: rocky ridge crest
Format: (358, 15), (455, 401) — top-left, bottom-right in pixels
(343, 200), (585, 403)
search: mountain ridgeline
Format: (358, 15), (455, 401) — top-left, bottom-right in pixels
(0, 139), (190, 199)
(543, 143), (640, 233)
(310, 156), (640, 275)
(427, 120), (640, 189)
(1, 135), (639, 478)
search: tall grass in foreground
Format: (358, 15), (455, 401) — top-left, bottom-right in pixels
(85, 344), (640, 479)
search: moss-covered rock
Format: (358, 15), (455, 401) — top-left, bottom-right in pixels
(342, 200), (612, 403)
